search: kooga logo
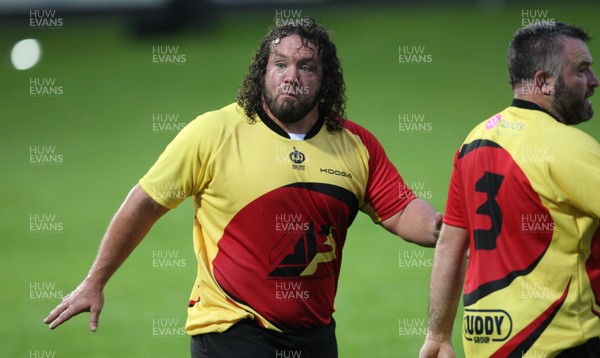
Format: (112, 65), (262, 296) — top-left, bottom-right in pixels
(320, 168), (352, 179)
(463, 309), (512, 344)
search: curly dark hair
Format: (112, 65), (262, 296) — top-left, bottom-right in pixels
(236, 18), (346, 132)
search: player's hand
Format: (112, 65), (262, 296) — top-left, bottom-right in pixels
(43, 279), (104, 332)
(419, 335), (455, 358)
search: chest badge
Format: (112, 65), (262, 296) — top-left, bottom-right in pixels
(289, 147), (306, 171)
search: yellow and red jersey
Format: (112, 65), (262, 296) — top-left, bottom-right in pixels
(139, 103), (416, 335)
(445, 99), (600, 357)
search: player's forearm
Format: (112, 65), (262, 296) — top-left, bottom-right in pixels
(84, 184), (168, 288)
(383, 198), (441, 247)
(426, 224), (468, 339)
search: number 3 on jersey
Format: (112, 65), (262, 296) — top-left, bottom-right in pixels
(456, 140), (553, 304)
(474, 172), (505, 251)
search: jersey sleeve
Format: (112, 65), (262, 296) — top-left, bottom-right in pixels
(348, 123), (417, 223)
(548, 130), (600, 219)
(139, 116), (208, 209)
(443, 149), (466, 228)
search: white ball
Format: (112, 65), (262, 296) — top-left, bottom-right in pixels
(11, 39), (42, 70)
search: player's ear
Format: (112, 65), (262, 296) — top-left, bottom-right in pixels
(533, 70), (555, 96)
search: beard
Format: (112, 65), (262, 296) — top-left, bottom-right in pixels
(263, 84), (320, 124)
(550, 77), (594, 125)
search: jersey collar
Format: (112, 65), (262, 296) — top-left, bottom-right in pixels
(511, 98), (561, 122)
(257, 109), (324, 140)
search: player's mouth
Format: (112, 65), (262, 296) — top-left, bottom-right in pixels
(277, 90), (299, 99)
(585, 90), (595, 105)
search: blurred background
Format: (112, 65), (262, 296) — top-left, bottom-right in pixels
(2, 0), (599, 356)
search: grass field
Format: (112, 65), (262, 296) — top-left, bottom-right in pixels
(2, 2), (600, 357)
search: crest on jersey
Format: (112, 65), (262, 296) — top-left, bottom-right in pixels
(289, 147), (305, 164)
(289, 147), (306, 170)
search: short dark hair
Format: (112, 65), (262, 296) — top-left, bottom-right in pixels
(236, 18), (346, 131)
(507, 22), (591, 88)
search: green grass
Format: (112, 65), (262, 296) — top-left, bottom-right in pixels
(2, 2), (600, 357)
